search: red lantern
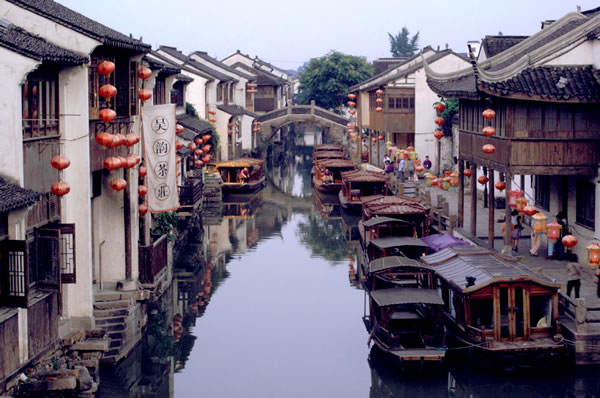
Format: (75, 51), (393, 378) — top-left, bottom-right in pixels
(482, 109), (496, 120)
(523, 205), (537, 217)
(138, 185), (148, 197)
(202, 154), (211, 163)
(378, 136), (384, 141)
(195, 138), (202, 146)
(375, 107), (383, 112)
(139, 166), (147, 178)
(482, 126), (496, 137)
(202, 134), (211, 142)
(188, 142), (196, 151)
(99, 84), (117, 99)
(375, 98), (383, 104)
(208, 118), (217, 123)
(478, 175), (489, 185)
(116, 156), (127, 167)
(194, 148), (203, 157)
(482, 144), (496, 154)
(372, 137), (377, 143)
(463, 169), (472, 177)
(175, 141), (184, 150)
(546, 222), (562, 241)
(51, 181), (70, 196)
(348, 93), (356, 100)
(176, 156), (181, 164)
(176, 170), (181, 177)
(586, 243), (600, 266)
(495, 181), (506, 191)
(434, 117), (444, 126)
(516, 197), (528, 213)
(202, 144), (211, 153)
(95, 132), (113, 147)
(508, 189), (522, 208)
(228, 129), (233, 135)
(406, 146), (414, 151)
(50, 155), (71, 170)
(139, 204), (148, 216)
(434, 130), (444, 140)
(124, 132), (140, 147)
(348, 109), (356, 115)
(194, 159), (204, 167)
(562, 235), (578, 248)
(97, 61), (115, 76)
(138, 67), (152, 80)
(99, 108), (116, 123)
(347, 101), (356, 107)
(415, 165), (424, 173)
(375, 89), (384, 96)
(176, 124), (184, 135)
(104, 156), (122, 170)
(434, 103), (446, 112)
(110, 178), (126, 191)
(124, 155), (138, 169)
(111, 133), (125, 148)
(138, 89), (152, 101)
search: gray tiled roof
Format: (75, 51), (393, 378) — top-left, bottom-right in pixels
(177, 114), (213, 134)
(0, 22), (88, 65)
(481, 36), (528, 58)
(231, 62), (283, 85)
(175, 73), (193, 83)
(159, 46), (234, 82)
(426, 70), (480, 100)
(0, 178), (41, 212)
(151, 49), (214, 82)
(7, 0), (150, 52)
(143, 55), (179, 75)
(191, 51), (255, 80)
(217, 104), (256, 117)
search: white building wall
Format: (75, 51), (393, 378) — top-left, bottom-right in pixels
(545, 41), (595, 66)
(215, 109), (230, 161)
(240, 115), (253, 152)
(183, 71), (208, 117)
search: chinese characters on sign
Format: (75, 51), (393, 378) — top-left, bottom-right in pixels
(141, 104), (179, 211)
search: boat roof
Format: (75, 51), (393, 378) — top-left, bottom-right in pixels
(421, 246), (560, 292)
(362, 216), (412, 227)
(369, 237), (428, 250)
(215, 158), (264, 168)
(314, 144), (344, 152)
(341, 169), (388, 183)
(370, 288), (444, 307)
(314, 159), (356, 168)
(362, 195), (429, 216)
(313, 151), (345, 159)
(368, 256), (423, 273)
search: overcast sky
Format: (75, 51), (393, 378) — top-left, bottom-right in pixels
(58, 0), (599, 71)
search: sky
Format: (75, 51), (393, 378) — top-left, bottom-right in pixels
(57, 0), (600, 71)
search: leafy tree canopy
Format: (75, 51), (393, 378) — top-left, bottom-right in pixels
(388, 27), (420, 57)
(295, 51), (373, 112)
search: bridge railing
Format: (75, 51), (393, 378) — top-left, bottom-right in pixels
(257, 102), (348, 127)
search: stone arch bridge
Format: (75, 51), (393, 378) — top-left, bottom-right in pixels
(256, 101), (348, 143)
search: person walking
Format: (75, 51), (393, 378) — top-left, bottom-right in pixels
(529, 215), (541, 256)
(407, 158), (415, 181)
(512, 214), (524, 254)
(398, 158), (405, 182)
(423, 155), (432, 170)
(566, 262), (581, 299)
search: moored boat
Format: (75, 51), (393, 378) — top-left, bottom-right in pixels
(338, 169), (389, 213)
(422, 245), (566, 371)
(312, 158), (357, 195)
(215, 158), (265, 194)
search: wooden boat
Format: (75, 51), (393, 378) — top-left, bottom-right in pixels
(312, 158), (357, 195)
(313, 143), (344, 155)
(215, 158), (265, 194)
(359, 196), (430, 246)
(364, 255), (434, 292)
(421, 245), (566, 371)
(363, 236), (429, 266)
(338, 170), (389, 213)
(363, 287), (446, 367)
(313, 150), (346, 162)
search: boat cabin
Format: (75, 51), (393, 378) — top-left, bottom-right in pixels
(313, 150), (346, 162)
(365, 237), (428, 263)
(422, 246), (564, 369)
(215, 158), (265, 193)
(313, 143), (344, 154)
(339, 170), (389, 212)
(365, 255), (435, 292)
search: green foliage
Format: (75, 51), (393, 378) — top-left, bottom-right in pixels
(297, 217), (349, 262)
(295, 51), (373, 112)
(153, 211), (179, 242)
(388, 27), (420, 57)
(436, 98), (459, 136)
(185, 102), (198, 117)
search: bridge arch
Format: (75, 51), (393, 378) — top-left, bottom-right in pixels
(256, 101), (348, 144)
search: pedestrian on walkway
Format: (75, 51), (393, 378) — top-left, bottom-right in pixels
(553, 211), (568, 260)
(530, 215), (541, 256)
(512, 215), (524, 254)
(398, 158), (405, 182)
(566, 262), (581, 299)
(407, 158), (415, 181)
(423, 155), (432, 170)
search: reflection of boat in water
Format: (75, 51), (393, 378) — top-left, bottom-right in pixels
(216, 158), (265, 194)
(222, 190), (264, 219)
(422, 246), (566, 372)
(339, 170), (389, 213)
(312, 188), (341, 219)
(313, 158), (357, 195)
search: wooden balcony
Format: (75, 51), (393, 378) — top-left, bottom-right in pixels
(89, 118), (132, 173)
(139, 234), (168, 284)
(178, 178), (203, 213)
(27, 192), (60, 229)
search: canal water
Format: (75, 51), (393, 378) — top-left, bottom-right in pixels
(98, 146), (600, 397)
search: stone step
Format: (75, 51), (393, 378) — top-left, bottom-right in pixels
(108, 339), (122, 348)
(106, 330), (126, 341)
(96, 322), (126, 332)
(93, 308), (129, 318)
(95, 315), (127, 326)
(70, 339), (109, 352)
(93, 299), (132, 311)
(94, 291), (133, 302)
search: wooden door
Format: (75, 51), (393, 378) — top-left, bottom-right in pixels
(495, 284), (529, 341)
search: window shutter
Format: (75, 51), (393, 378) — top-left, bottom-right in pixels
(57, 224), (76, 284)
(0, 240), (29, 308)
(35, 228), (60, 291)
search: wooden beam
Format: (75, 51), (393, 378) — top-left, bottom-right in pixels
(458, 159), (464, 228)
(504, 171), (512, 250)
(471, 162), (477, 237)
(488, 169), (495, 249)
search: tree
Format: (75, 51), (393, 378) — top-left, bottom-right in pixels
(388, 27), (420, 57)
(295, 51), (373, 112)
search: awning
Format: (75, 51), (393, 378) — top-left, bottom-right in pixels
(369, 237), (428, 250)
(370, 288), (444, 307)
(368, 256), (423, 274)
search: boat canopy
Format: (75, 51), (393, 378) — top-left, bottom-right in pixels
(362, 195), (429, 216)
(314, 144), (344, 152)
(341, 169), (388, 183)
(362, 216), (413, 228)
(314, 158), (356, 168)
(313, 151), (346, 160)
(215, 158), (264, 168)
(369, 237), (428, 250)
(370, 287), (444, 307)
(422, 246), (561, 292)
(368, 255), (423, 274)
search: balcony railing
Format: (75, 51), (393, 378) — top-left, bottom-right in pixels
(178, 179), (203, 207)
(139, 234), (168, 284)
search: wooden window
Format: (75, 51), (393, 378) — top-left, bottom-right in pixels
(22, 65), (59, 140)
(470, 298), (493, 329)
(544, 105), (557, 132)
(257, 86), (274, 97)
(559, 106), (572, 131)
(409, 97), (414, 109)
(172, 81), (184, 106)
(217, 83), (224, 102)
(28, 223), (76, 289)
(0, 240), (28, 307)
(535, 175), (551, 210)
(576, 180), (595, 230)
(153, 76), (166, 105)
(388, 97), (395, 109)
(402, 97), (409, 109)
(91, 170), (102, 198)
(89, 56), (116, 120)
(529, 295), (552, 328)
(129, 61), (138, 116)
(529, 105), (542, 132)
(229, 83), (235, 103)
(574, 107), (587, 131)
(514, 104), (527, 132)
